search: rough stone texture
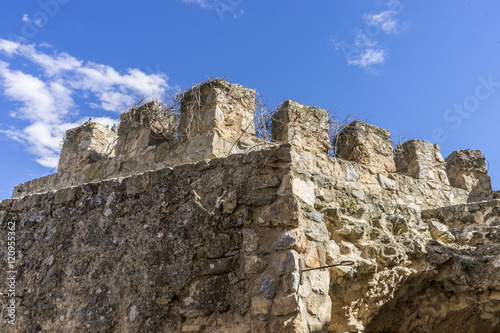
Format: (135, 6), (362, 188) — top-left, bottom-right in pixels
(179, 79), (256, 139)
(334, 121), (396, 175)
(58, 122), (117, 174)
(12, 81), (271, 199)
(2, 80), (500, 332)
(115, 101), (177, 156)
(395, 139), (449, 185)
(446, 149), (493, 202)
(1, 147), (297, 333)
(272, 100), (330, 157)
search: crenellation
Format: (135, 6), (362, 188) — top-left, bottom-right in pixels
(58, 122), (117, 173)
(115, 101), (176, 156)
(395, 139), (449, 185)
(179, 79), (256, 139)
(446, 149), (493, 202)
(272, 100), (330, 157)
(334, 120), (396, 175)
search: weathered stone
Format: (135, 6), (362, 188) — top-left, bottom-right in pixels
(250, 297), (272, 316)
(275, 230), (297, 250)
(283, 271), (300, 293)
(377, 173), (396, 190)
(345, 163), (359, 182)
(309, 212), (324, 222)
(271, 295), (300, 316)
(116, 101), (176, 154)
(253, 321), (267, 333)
(428, 219), (456, 244)
(244, 255), (267, 275)
(395, 140), (449, 185)
(291, 177), (316, 207)
(272, 100), (330, 156)
(258, 278), (277, 298)
(334, 121), (396, 174)
(281, 250), (299, 273)
(3, 80), (500, 333)
(58, 122), (117, 173)
(446, 149), (493, 202)
(179, 79), (256, 139)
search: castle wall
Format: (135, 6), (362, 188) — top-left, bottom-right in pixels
(2, 79), (499, 332)
(1, 146), (303, 333)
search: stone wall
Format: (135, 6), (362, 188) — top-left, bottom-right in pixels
(12, 80), (270, 199)
(2, 79), (499, 332)
(1, 146), (300, 333)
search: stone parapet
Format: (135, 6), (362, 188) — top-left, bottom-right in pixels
(12, 80), (269, 199)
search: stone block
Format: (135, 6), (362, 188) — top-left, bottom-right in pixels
(258, 278), (277, 298)
(58, 122), (117, 173)
(179, 79), (255, 139)
(272, 100), (330, 156)
(251, 297), (272, 316)
(446, 149), (492, 202)
(115, 101), (176, 156)
(334, 121), (396, 174)
(395, 139), (449, 184)
(271, 295), (300, 316)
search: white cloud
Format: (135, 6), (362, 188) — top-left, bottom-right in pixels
(333, 31), (387, 72)
(363, 10), (400, 34)
(183, 0), (211, 9)
(332, 1), (406, 72)
(0, 39), (169, 169)
(182, 0), (243, 19)
(348, 48), (386, 69)
(0, 40), (20, 56)
(22, 14), (31, 23)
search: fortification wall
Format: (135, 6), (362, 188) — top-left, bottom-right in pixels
(1, 79), (499, 332)
(1, 146), (303, 333)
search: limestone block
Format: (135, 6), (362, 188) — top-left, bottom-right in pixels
(377, 173), (396, 190)
(115, 101), (176, 156)
(251, 297), (272, 316)
(395, 139), (449, 185)
(428, 219), (455, 244)
(446, 149), (492, 202)
(334, 121), (396, 174)
(58, 122), (117, 173)
(179, 79), (256, 139)
(272, 100), (330, 156)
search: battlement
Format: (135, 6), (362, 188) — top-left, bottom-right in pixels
(12, 80), (495, 205)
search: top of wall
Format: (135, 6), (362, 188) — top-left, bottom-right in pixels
(9, 79), (497, 207)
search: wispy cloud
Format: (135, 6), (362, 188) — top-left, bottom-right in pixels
(182, 0), (244, 20)
(183, 0), (212, 9)
(363, 10), (401, 34)
(21, 13), (45, 28)
(0, 39), (169, 168)
(22, 14), (31, 23)
(331, 1), (407, 72)
(332, 31), (387, 72)
(348, 46), (387, 69)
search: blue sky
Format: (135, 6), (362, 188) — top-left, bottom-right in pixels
(0, 0), (499, 199)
